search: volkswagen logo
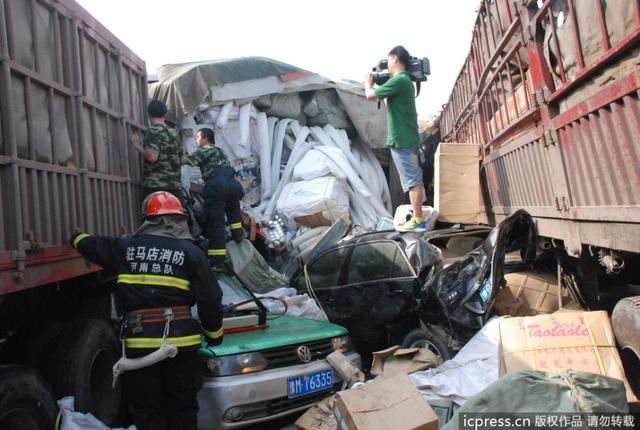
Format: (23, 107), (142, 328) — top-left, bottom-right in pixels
(296, 345), (312, 363)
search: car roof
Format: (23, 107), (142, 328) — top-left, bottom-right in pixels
(338, 225), (493, 247)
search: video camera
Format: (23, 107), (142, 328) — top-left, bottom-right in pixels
(371, 56), (431, 87)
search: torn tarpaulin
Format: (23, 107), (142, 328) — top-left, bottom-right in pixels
(422, 210), (536, 330)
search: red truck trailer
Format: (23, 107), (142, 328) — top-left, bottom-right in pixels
(440, 0), (640, 396)
(0, 0), (146, 426)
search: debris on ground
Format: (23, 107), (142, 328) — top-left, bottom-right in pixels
(334, 373), (438, 430)
(494, 270), (571, 317)
(410, 317), (501, 411)
(443, 369), (629, 430)
(326, 351), (365, 387)
(295, 396), (338, 430)
(57, 397), (135, 430)
(370, 346), (441, 377)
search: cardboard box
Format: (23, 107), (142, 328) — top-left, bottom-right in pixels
(487, 71), (532, 136)
(370, 346), (440, 377)
(296, 396), (338, 430)
(434, 143), (480, 224)
(334, 373), (439, 430)
(495, 271), (569, 316)
(295, 212), (332, 228)
(499, 311), (639, 405)
(326, 351), (365, 387)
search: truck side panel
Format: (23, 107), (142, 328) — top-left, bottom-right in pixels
(441, 0), (640, 255)
(0, 0), (146, 294)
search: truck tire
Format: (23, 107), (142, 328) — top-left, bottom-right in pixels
(0, 365), (58, 430)
(45, 319), (121, 425)
(401, 326), (454, 361)
(612, 296), (640, 397)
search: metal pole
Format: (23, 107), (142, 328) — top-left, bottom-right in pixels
(0, 0), (26, 273)
(69, 14), (93, 231)
(116, 52), (135, 232)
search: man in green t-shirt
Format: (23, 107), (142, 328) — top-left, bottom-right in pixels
(365, 45), (425, 231)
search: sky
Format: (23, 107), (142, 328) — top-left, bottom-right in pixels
(75, 0), (480, 118)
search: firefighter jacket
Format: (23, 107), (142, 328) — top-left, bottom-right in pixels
(72, 232), (223, 354)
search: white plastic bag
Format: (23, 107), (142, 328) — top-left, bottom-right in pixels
(276, 176), (349, 223)
(409, 317), (501, 407)
(58, 397), (136, 430)
(256, 288), (328, 321)
(292, 147), (348, 181)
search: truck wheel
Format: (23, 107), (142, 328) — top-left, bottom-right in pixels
(0, 365), (58, 430)
(46, 319), (121, 425)
(612, 296), (640, 397)
(401, 326), (454, 361)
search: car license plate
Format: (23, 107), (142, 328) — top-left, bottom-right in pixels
(287, 369), (333, 398)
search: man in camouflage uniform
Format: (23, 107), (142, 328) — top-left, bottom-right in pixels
(131, 100), (183, 202)
(182, 127), (244, 269)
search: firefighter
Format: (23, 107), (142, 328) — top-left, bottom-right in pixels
(71, 191), (223, 430)
(182, 127), (244, 270)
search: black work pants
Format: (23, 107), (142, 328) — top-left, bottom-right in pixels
(125, 350), (203, 430)
(202, 172), (244, 265)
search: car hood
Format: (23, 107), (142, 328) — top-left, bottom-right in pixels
(201, 315), (347, 357)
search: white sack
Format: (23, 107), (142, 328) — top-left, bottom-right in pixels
(58, 397), (136, 430)
(214, 121), (255, 161)
(276, 176), (349, 223)
(292, 147), (347, 181)
(263, 129), (313, 220)
(409, 317), (501, 407)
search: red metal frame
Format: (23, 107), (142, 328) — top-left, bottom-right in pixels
(0, 0), (146, 294)
(440, 0), (640, 252)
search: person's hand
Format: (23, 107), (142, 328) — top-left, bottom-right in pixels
(206, 336), (223, 347)
(69, 227), (83, 247)
(130, 132), (141, 147)
(366, 74), (374, 88)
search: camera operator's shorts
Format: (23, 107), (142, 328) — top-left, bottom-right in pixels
(390, 147), (423, 193)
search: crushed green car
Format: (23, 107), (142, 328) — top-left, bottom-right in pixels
(197, 273), (360, 429)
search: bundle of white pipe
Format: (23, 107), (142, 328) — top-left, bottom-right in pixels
(257, 113), (272, 200)
(252, 114), (392, 232)
(271, 118), (293, 188)
(215, 101), (234, 128)
(239, 102), (252, 148)
(263, 128), (313, 220)
(352, 139), (392, 213)
(313, 145), (389, 217)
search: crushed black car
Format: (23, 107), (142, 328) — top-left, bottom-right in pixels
(290, 211), (536, 367)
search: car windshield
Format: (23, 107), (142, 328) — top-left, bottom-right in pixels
(215, 273), (254, 307)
